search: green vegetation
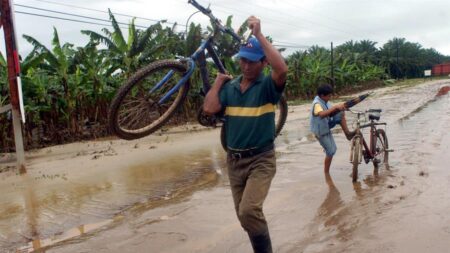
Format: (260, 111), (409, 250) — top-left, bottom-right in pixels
(1, 12), (449, 151)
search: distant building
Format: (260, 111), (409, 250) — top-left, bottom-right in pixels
(432, 62), (450, 76)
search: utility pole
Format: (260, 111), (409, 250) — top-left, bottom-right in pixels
(396, 39), (400, 79)
(1, 0), (27, 174)
(330, 42), (335, 87)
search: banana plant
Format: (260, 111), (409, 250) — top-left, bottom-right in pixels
(0, 52), (8, 107)
(81, 9), (182, 78)
(23, 27), (78, 133)
(72, 41), (118, 123)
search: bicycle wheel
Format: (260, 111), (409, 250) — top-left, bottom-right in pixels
(220, 123), (227, 151)
(220, 95), (288, 151)
(275, 95), (288, 136)
(351, 136), (362, 182)
(373, 129), (389, 170)
(108, 60), (190, 140)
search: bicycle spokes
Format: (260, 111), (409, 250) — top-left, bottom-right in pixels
(115, 63), (187, 133)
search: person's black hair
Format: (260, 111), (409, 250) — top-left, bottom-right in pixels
(317, 84), (333, 96)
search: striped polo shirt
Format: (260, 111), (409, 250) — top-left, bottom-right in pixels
(219, 73), (283, 150)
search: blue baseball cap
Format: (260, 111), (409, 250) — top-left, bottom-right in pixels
(237, 37), (265, 62)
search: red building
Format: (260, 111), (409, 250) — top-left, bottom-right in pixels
(432, 62), (450, 76)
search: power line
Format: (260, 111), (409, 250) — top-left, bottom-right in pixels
(23, 0), (186, 27)
(184, 1), (349, 49)
(211, 4), (311, 32)
(214, 1), (357, 37)
(21, 0), (359, 51)
(15, 4), (152, 29)
(171, 0), (311, 31)
(274, 44), (311, 49)
(24, 0), (316, 49)
(180, 1), (314, 49)
(273, 40), (311, 48)
(273, 44), (311, 49)
(15, 11), (130, 29)
(16, 1), (315, 51)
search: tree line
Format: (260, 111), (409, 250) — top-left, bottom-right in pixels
(1, 11), (449, 151)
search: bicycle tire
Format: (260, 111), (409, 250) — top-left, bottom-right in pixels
(351, 136), (362, 182)
(108, 60), (190, 140)
(373, 129), (389, 170)
(220, 95), (288, 151)
(275, 95), (288, 136)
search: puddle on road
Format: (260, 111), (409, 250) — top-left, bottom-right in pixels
(0, 148), (225, 252)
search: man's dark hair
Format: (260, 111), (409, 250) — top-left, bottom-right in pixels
(317, 84), (333, 96)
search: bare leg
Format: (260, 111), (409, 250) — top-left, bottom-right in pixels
(324, 155), (333, 174)
(340, 111), (351, 135)
(340, 112), (355, 140)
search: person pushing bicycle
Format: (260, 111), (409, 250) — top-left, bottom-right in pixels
(310, 84), (356, 174)
(203, 15), (288, 253)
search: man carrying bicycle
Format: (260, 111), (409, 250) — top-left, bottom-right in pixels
(310, 84), (355, 174)
(203, 16), (288, 253)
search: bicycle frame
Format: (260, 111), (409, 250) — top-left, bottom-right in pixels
(157, 0), (242, 106)
(353, 111), (386, 161)
(157, 37), (226, 105)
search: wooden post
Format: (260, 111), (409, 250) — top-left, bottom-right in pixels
(330, 42), (335, 87)
(1, 0), (27, 174)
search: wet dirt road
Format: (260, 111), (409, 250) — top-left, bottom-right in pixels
(1, 80), (449, 253)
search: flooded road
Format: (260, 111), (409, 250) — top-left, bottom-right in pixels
(1, 80), (449, 252)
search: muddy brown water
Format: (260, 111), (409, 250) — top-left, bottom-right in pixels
(1, 80), (450, 252)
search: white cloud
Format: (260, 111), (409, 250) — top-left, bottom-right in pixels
(1, 0), (450, 56)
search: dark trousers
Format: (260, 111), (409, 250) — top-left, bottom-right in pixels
(227, 149), (276, 236)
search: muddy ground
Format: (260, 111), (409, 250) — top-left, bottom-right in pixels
(1, 79), (449, 253)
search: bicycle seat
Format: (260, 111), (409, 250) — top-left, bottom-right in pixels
(368, 109), (381, 121)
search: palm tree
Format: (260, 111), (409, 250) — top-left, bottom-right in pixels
(336, 40), (378, 64)
(356, 40), (378, 64)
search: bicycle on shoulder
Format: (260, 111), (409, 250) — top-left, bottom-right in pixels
(348, 108), (392, 182)
(108, 0), (288, 148)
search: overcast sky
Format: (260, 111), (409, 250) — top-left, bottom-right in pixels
(1, 0), (450, 57)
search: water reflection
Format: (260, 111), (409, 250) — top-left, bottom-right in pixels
(317, 174), (354, 241)
(316, 174), (344, 219)
(17, 219), (115, 253)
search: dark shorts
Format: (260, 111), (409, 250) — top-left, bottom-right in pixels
(316, 133), (337, 156)
(317, 111), (343, 156)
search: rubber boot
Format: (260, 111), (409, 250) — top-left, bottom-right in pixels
(248, 230), (273, 253)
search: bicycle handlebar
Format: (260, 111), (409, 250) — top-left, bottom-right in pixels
(188, 0), (243, 42)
